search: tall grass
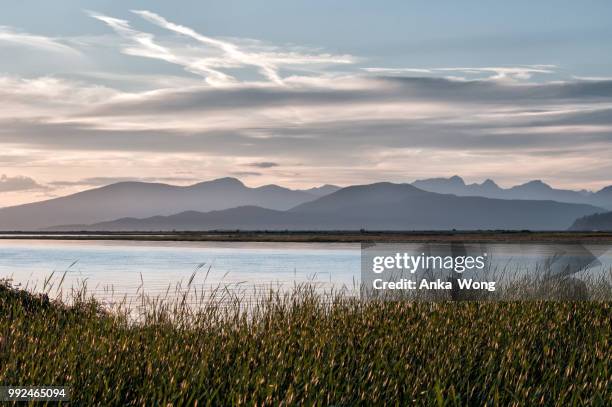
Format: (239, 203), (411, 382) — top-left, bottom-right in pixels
(0, 279), (611, 406)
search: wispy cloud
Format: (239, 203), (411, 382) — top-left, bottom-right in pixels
(4, 76), (612, 156)
(0, 175), (46, 193)
(86, 11), (234, 86)
(364, 68), (433, 74)
(89, 9), (355, 86)
(364, 65), (556, 82)
(132, 9), (284, 84)
(231, 171), (262, 177)
(0, 26), (80, 55)
(247, 162), (280, 169)
(573, 76), (612, 81)
(49, 176), (202, 187)
(0, 76), (119, 121)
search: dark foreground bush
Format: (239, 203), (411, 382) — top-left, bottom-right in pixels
(0, 281), (610, 406)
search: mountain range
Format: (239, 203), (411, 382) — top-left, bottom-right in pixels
(52, 182), (602, 231)
(412, 176), (612, 209)
(0, 178), (340, 230)
(1, 176), (610, 231)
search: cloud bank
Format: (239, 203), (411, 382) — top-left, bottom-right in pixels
(0, 175), (45, 193)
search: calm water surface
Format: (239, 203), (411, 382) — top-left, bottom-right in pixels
(1, 239), (611, 304)
(0, 240), (360, 304)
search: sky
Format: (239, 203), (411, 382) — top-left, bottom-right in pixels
(1, 0), (612, 206)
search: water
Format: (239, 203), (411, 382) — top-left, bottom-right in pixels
(0, 240), (360, 305)
(1, 239), (611, 305)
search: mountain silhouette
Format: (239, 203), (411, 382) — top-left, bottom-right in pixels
(412, 176), (612, 208)
(303, 184), (342, 196)
(0, 177), (330, 230)
(593, 186), (612, 208)
(570, 211), (612, 231)
(55, 182), (604, 231)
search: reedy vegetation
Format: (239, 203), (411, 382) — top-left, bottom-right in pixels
(0, 279), (611, 406)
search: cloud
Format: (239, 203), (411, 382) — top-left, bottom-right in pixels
(48, 177), (139, 187)
(1, 9), (611, 192)
(2, 77), (612, 161)
(364, 65), (556, 82)
(49, 176), (202, 187)
(247, 162), (280, 168)
(436, 66), (555, 81)
(0, 175), (46, 193)
(231, 171), (262, 177)
(0, 76), (117, 113)
(88, 9), (355, 86)
(364, 68), (433, 74)
(573, 76), (612, 82)
(87, 11), (235, 86)
(132, 9), (283, 84)
(0, 26), (80, 55)
(75, 75), (612, 123)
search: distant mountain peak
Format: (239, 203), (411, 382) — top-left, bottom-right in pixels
(597, 185), (612, 194)
(448, 175), (465, 185)
(413, 175), (465, 187)
(213, 176), (244, 184)
(194, 177), (245, 188)
(514, 180), (552, 190)
(481, 179), (498, 187)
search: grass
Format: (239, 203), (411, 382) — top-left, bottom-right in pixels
(0, 280), (611, 406)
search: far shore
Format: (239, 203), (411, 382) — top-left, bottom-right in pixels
(1, 230), (612, 243)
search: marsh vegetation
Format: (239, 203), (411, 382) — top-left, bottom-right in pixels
(1, 275), (611, 405)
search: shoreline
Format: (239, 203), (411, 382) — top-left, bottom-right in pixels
(2, 230), (612, 243)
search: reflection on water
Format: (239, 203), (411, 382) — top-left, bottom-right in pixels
(1, 239), (611, 305)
